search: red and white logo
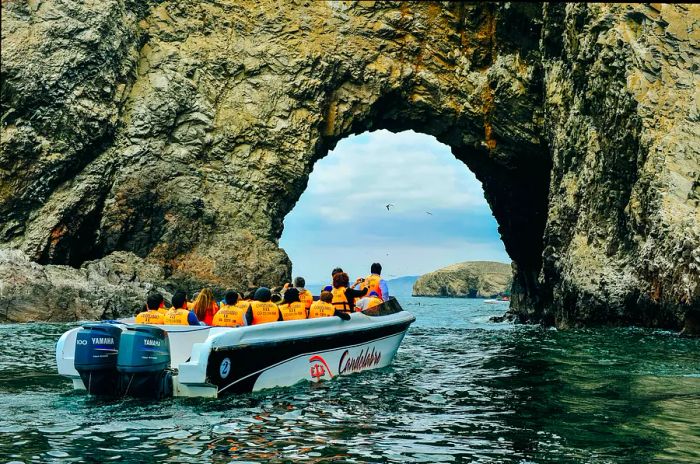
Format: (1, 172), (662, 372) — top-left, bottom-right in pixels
(308, 355), (333, 381)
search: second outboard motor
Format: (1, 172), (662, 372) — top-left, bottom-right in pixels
(74, 323), (123, 395)
(117, 326), (173, 399)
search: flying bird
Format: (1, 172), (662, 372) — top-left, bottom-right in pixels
(426, 211), (433, 215)
(385, 203), (394, 211)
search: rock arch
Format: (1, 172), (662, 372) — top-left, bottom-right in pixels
(1, 2), (697, 327)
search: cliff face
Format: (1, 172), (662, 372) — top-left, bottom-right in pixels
(413, 262), (512, 298)
(1, 2), (698, 328)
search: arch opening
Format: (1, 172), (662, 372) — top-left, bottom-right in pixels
(272, 86), (553, 317)
(279, 130), (510, 287)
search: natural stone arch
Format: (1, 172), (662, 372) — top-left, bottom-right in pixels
(296, 83), (551, 314)
(1, 2), (697, 328)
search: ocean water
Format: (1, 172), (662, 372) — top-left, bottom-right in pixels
(0, 297), (698, 463)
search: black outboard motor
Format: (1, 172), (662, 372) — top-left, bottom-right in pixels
(74, 323), (123, 395)
(117, 326), (173, 399)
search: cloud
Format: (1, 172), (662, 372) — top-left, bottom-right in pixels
(281, 130), (508, 282)
(303, 130), (490, 221)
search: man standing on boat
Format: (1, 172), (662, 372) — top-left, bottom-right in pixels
(361, 263), (389, 301)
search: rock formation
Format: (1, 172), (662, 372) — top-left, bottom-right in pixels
(0, 249), (169, 322)
(1, 2), (698, 328)
(413, 261), (512, 298)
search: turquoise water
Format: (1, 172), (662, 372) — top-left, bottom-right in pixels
(1, 297), (699, 463)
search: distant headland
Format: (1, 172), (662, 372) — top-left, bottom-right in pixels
(412, 261), (511, 298)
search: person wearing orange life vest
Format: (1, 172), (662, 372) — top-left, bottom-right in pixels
(250, 287), (282, 325)
(164, 290), (201, 325)
(360, 262), (389, 301)
(355, 291), (383, 312)
(235, 294), (251, 311)
(278, 288), (307, 321)
(135, 292), (166, 324)
(286, 277), (313, 310)
(309, 291), (336, 318)
(331, 272), (367, 313)
(213, 291), (251, 327)
(226, 291), (250, 312)
(322, 267), (344, 293)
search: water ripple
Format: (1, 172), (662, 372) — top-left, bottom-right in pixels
(0, 299), (699, 463)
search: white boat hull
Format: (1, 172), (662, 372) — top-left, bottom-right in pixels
(56, 300), (415, 398)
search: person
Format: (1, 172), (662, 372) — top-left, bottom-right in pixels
(271, 287), (284, 305)
(235, 292), (251, 311)
(355, 291), (383, 312)
(164, 291), (200, 325)
(309, 291), (335, 318)
(323, 267), (344, 293)
(192, 288), (219, 326)
(136, 292), (166, 324)
(244, 287), (258, 301)
(361, 262), (389, 301)
(278, 288), (307, 321)
(292, 277), (314, 310)
(331, 272), (367, 312)
(250, 287), (281, 325)
(219, 290), (238, 310)
(187, 291), (198, 311)
(212, 291), (250, 327)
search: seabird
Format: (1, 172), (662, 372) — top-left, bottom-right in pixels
(385, 203), (394, 211)
(426, 211), (433, 215)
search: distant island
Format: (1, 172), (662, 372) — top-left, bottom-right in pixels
(412, 261), (512, 298)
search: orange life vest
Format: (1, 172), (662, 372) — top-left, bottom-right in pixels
(309, 301), (335, 318)
(236, 300), (251, 311)
(331, 287), (352, 312)
(135, 310), (165, 325)
(251, 301), (280, 325)
(186, 301), (194, 310)
(164, 308), (190, 325)
(278, 302), (307, 321)
(212, 304), (247, 327)
(298, 289), (314, 309)
(361, 274), (384, 300)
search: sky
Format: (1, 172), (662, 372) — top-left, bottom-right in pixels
(279, 130), (510, 284)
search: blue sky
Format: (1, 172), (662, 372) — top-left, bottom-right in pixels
(279, 130), (509, 284)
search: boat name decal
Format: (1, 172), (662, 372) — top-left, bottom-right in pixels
(308, 355), (333, 381)
(143, 338), (161, 346)
(91, 337), (115, 345)
(338, 347), (381, 374)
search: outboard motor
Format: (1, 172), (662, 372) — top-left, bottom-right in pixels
(74, 323), (123, 395)
(117, 326), (173, 399)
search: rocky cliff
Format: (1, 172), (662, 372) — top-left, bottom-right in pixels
(1, 2), (698, 329)
(0, 249), (169, 322)
(413, 261), (512, 298)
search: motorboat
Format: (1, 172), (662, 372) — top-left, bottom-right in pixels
(56, 298), (415, 398)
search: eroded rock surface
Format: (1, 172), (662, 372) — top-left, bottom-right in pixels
(1, 2), (698, 327)
(413, 261), (512, 298)
(0, 249), (168, 322)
